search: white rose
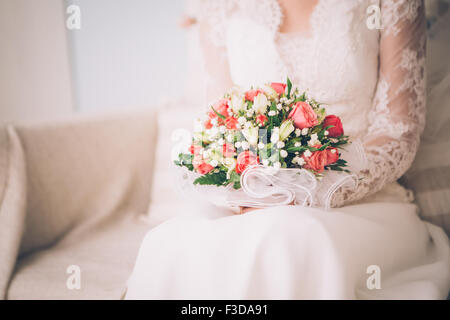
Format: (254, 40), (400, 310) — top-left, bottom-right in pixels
(296, 157), (305, 166)
(262, 84), (278, 99)
(277, 141), (285, 148)
(209, 159), (218, 167)
(230, 95), (246, 114)
(242, 125), (259, 146)
(238, 117), (246, 125)
(252, 93), (270, 114)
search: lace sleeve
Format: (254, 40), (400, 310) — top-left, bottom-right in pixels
(197, 0), (235, 102)
(331, 0), (427, 207)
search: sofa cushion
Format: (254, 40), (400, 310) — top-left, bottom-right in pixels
(14, 110), (157, 256)
(7, 213), (154, 300)
(401, 12), (450, 236)
(0, 127), (27, 299)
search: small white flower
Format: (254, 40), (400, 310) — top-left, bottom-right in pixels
(294, 142), (301, 147)
(219, 126), (226, 134)
(230, 95), (246, 114)
(273, 161), (281, 169)
(258, 142), (265, 149)
(295, 128), (301, 137)
(295, 151), (299, 155)
(296, 157), (305, 166)
(324, 130), (329, 136)
(246, 110), (254, 117)
(238, 117), (246, 125)
(241, 141), (249, 150)
(270, 132), (279, 143)
(277, 141), (285, 148)
(209, 127), (219, 138)
(235, 141), (242, 148)
(268, 110), (277, 116)
(303, 150), (312, 157)
(262, 159), (269, 166)
(301, 128), (309, 135)
(276, 103), (282, 110)
(217, 138), (224, 145)
(311, 133), (318, 140)
(202, 150), (210, 158)
(280, 150), (288, 158)
(210, 159), (218, 167)
(226, 134), (234, 142)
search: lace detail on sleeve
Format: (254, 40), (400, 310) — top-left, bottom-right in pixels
(199, 0), (236, 47)
(330, 0), (426, 207)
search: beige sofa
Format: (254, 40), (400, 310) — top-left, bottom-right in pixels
(0, 110), (161, 299)
(1, 104), (449, 299)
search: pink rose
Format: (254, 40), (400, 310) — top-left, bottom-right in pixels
(222, 143), (235, 158)
(189, 144), (202, 156)
(288, 101), (319, 129)
(196, 162), (214, 175)
(256, 114), (268, 126)
(322, 115), (344, 137)
(236, 151), (259, 174)
(303, 150), (327, 173)
(225, 116), (239, 130)
(204, 119), (213, 129)
(302, 147), (340, 173)
(325, 147), (339, 165)
(270, 82), (287, 95)
(193, 155), (214, 175)
(245, 89), (263, 102)
(208, 99), (230, 120)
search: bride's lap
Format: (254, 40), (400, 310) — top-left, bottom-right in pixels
(145, 201), (429, 256)
(129, 202), (439, 299)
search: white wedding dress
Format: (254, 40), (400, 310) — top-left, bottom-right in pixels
(125, 0), (450, 299)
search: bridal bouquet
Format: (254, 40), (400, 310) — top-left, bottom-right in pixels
(175, 78), (350, 190)
(173, 78), (366, 211)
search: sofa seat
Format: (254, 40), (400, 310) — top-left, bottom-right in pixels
(7, 212), (155, 300)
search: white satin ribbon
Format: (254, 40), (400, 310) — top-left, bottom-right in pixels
(175, 139), (368, 210)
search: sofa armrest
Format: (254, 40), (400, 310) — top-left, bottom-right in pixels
(14, 109), (157, 255)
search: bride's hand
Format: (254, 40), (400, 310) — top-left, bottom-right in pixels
(238, 206), (261, 214)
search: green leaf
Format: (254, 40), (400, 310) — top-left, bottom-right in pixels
(229, 170), (241, 190)
(286, 146), (307, 153)
(211, 106), (226, 120)
(193, 171), (228, 187)
(287, 77), (292, 98)
(175, 153), (194, 171)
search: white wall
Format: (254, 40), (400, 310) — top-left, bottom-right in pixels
(0, 0), (74, 124)
(66, 0), (188, 112)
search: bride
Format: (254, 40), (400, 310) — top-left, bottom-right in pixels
(125, 0), (450, 299)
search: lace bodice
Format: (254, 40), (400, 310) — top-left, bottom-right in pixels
(196, 0), (426, 207)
